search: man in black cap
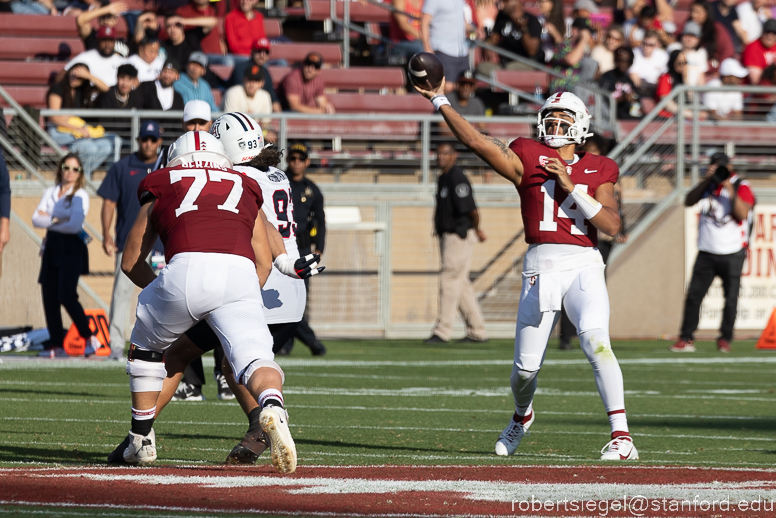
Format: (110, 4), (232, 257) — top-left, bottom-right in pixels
(448, 70), (486, 117)
(131, 59), (185, 136)
(278, 143), (327, 356)
(671, 152), (756, 354)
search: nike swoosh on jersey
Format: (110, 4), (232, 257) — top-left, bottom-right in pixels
(584, 169), (598, 174)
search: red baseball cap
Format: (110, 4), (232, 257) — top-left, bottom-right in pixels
(252, 37), (271, 51)
(96, 26), (117, 40)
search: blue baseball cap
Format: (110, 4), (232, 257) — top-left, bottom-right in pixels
(139, 120), (160, 139)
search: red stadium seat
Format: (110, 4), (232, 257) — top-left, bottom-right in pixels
(304, 0), (391, 23)
(0, 61), (63, 86)
(0, 14), (77, 37)
(222, 66), (405, 92)
(264, 18), (283, 39)
(491, 70), (549, 93)
(286, 119), (420, 140)
(328, 93), (433, 113)
(0, 36), (84, 61)
(270, 42), (342, 65)
(0, 86), (48, 108)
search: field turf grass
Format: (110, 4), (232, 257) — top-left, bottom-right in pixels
(1, 338), (774, 469)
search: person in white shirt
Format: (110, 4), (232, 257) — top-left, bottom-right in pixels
(630, 30), (669, 97)
(223, 64), (273, 116)
(128, 36), (165, 82)
(32, 154), (103, 358)
(703, 58), (748, 119)
(737, 0), (772, 44)
(671, 152), (756, 354)
(64, 26), (127, 88)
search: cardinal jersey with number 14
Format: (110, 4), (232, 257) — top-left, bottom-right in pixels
(509, 137), (619, 247)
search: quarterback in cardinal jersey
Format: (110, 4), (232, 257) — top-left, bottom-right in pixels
(416, 85), (638, 461)
(116, 131), (297, 474)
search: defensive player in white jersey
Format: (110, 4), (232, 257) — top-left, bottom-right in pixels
(416, 81), (638, 460)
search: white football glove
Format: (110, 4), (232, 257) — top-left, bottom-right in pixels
(274, 253), (325, 279)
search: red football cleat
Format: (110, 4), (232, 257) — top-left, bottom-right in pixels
(670, 339), (696, 352)
(717, 338), (731, 353)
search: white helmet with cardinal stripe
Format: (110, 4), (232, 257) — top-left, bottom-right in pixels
(209, 112), (265, 165)
(537, 91), (593, 148)
(168, 130), (233, 168)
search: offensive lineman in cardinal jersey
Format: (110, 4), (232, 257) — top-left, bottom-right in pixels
(118, 131), (298, 473)
(415, 82), (637, 460)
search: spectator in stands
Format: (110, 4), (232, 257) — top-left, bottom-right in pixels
(173, 52), (218, 110)
(627, 5), (673, 48)
(153, 100), (212, 169)
(479, 0), (543, 77)
(710, 0), (748, 53)
(449, 70), (485, 116)
(131, 59), (185, 137)
(424, 142), (487, 346)
(0, 148), (9, 255)
(77, 1), (129, 57)
(229, 39), (282, 113)
(278, 52), (335, 114)
(737, 0), (772, 45)
(549, 17), (594, 94)
(64, 26), (127, 89)
(671, 152), (755, 354)
(223, 64), (273, 115)
(537, 0), (566, 63)
(421, 0), (469, 92)
(572, 0), (597, 19)
(670, 21), (707, 86)
(590, 24), (626, 78)
(599, 47), (641, 119)
(95, 63), (138, 131)
(7, 0), (55, 15)
(32, 153), (102, 357)
(133, 10), (160, 55)
(47, 64), (113, 179)
(63, 0), (101, 17)
(656, 49), (704, 118)
(629, 31), (668, 100)
(162, 16), (197, 68)
(703, 58), (748, 119)
(389, 0), (424, 62)
(176, 0), (223, 57)
(128, 36), (165, 83)
(225, 0), (266, 57)
(742, 19), (776, 84)
(682, 0), (734, 78)
(98, 120), (162, 361)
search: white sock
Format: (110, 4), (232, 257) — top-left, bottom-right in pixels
(258, 388), (284, 409)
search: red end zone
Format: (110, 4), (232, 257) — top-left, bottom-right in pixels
(3, 464), (776, 517)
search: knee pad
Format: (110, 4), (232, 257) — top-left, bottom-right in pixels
(510, 366), (538, 387)
(126, 345), (167, 392)
(241, 359), (284, 386)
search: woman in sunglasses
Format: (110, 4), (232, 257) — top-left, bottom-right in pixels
(32, 153), (102, 357)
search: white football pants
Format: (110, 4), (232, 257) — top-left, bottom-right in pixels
(130, 252), (274, 382)
(510, 263), (625, 416)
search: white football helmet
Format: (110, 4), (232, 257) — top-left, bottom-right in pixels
(536, 91), (593, 148)
(167, 131), (233, 168)
(209, 112), (265, 165)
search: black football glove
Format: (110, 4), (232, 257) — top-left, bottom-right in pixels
(274, 253), (325, 279)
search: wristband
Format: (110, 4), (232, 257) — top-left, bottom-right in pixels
(431, 95), (451, 111)
(568, 184), (603, 220)
(273, 253), (295, 277)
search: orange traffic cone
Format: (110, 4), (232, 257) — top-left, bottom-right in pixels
(756, 309), (776, 349)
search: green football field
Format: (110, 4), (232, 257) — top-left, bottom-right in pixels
(1, 338), (774, 469)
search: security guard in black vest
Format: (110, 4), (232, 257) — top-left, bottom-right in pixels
(425, 142), (488, 345)
(278, 143), (327, 356)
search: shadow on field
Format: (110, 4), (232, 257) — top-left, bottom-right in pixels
(0, 387), (121, 399)
(0, 445), (106, 463)
(628, 416), (776, 433)
(294, 437), (467, 454)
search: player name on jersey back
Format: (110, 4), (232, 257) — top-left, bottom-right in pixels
(138, 163), (264, 263)
(509, 138), (619, 248)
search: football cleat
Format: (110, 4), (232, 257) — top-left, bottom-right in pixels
(495, 411), (535, 456)
(107, 434), (130, 464)
(600, 435), (639, 460)
(669, 339), (695, 352)
(717, 338), (731, 353)
(123, 429), (157, 465)
(214, 373), (235, 401)
(84, 335), (102, 357)
(225, 429), (270, 465)
(172, 382), (205, 401)
(260, 405), (296, 474)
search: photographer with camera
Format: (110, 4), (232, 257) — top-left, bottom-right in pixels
(671, 152), (756, 353)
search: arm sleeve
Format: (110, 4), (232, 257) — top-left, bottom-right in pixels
(0, 151), (10, 219)
(451, 176), (477, 214)
(528, 15), (542, 38)
(312, 186), (326, 253)
(96, 162), (120, 201)
(737, 183), (756, 205)
(49, 195), (86, 234)
(604, 158), (620, 185)
(32, 190), (53, 228)
(741, 42), (762, 68)
(656, 74), (671, 99)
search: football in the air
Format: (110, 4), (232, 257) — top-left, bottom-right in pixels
(407, 52), (445, 91)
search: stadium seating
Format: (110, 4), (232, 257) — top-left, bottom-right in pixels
(0, 36), (84, 61)
(491, 70), (549, 93)
(209, 65), (406, 92)
(0, 62), (63, 86)
(304, 0), (391, 23)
